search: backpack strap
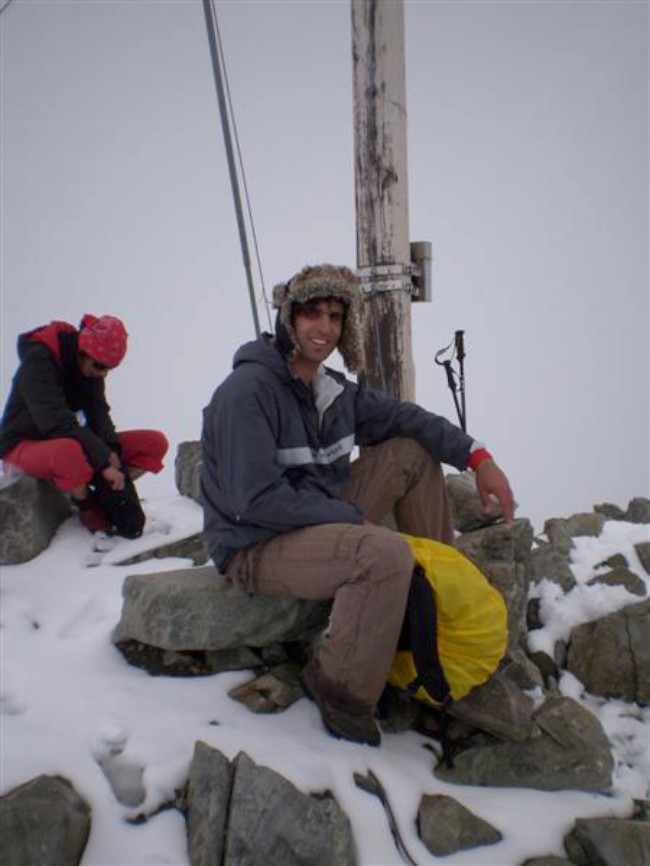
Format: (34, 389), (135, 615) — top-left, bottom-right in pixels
(399, 565), (452, 707)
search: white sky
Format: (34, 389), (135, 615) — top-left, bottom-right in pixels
(1, 0), (648, 531)
(2, 496), (649, 865)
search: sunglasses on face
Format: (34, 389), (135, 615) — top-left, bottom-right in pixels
(80, 351), (110, 372)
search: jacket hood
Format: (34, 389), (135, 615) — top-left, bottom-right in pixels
(19, 321), (77, 366)
(232, 335), (291, 380)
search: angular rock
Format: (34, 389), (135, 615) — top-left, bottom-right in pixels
(115, 532), (209, 567)
(626, 497), (650, 524)
(448, 672), (535, 742)
(594, 502), (627, 521)
(564, 814), (650, 866)
(567, 600), (650, 703)
(0, 474), (71, 565)
(635, 541), (650, 575)
(587, 566), (646, 597)
(113, 566), (330, 652)
(446, 471), (504, 531)
(225, 751), (355, 865)
(175, 440), (202, 505)
(0, 774), (91, 866)
(186, 741), (232, 866)
(435, 696), (613, 792)
(544, 513), (605, 554)
(229, 663), (305, 713)
(114, 639), (264, 677)
(521, 858), (574, 866)
(498, 647), (544, 690)
(528, 542), (576, 591)
(456, 520), (533, 651)
(417, 793), (501, 856)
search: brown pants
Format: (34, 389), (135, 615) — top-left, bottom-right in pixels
(226, 438), (454, 709)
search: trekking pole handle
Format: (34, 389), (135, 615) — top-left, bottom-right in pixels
(454, 330), (465, 362)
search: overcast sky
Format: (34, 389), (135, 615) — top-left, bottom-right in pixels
(1, 0), (648, 531)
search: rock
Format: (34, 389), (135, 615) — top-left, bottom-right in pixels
(586, 566), (646, 597)
(0, 474), (71, 565)
(417, 793), (501, 856)
(567, 600), (650, 703)
(114, 639), (265, 677)
(0, 774), (91, 866)
(448, 672), (535, 742)
(435, 696), (613, 792)
(186, 741), (232, 866)
(528, 542), (576, 591)
(184, 743), (356, 866)
(626, 497), (650, 524)
(456, 519), (533, 650)
(175, 440), (202, 504)
(520, 858), (574, 866)
(635, 541), (650, 575)
(113, 566), (330, 652)
(543, 513), (605, 554)
(564, 814), (650, 866)
(596, 552), (628, 570)
(594, 502), (627, 521)
(446, 471), (504, 531)
(228, 663), (305, 713)
(115, 532), (209, 567)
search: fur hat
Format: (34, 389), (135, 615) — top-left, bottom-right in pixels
(272, 264), (366, 372)
(78, 314), (128, 368)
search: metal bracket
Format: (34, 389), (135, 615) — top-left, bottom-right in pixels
(357, 263), (419, 296)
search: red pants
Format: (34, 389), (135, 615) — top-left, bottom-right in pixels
(3, 430), (168, 492)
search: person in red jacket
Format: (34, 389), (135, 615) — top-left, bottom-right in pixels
(0, 314), (168, 537)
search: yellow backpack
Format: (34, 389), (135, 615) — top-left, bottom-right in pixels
(388, 534), (508, 707)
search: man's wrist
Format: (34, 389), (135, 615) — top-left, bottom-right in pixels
(468, 443), (493, 471)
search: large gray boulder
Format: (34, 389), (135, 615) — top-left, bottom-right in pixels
(184, 742), (356, 866)
(435, 696), (613, 793)
(0, 774), (91, 866)
(0, 474), (71, 564)
(113, 566), (330, 652)
(567, 600), (650, 703)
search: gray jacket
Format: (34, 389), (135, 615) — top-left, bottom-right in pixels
(201, 336), (475, 570)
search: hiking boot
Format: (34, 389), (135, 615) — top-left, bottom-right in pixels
(300, 661), (381, 747)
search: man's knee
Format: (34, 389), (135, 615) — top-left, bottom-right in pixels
(356, 526), (413, 584)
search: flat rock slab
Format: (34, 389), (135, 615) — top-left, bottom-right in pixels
(113, 566), (330, 652)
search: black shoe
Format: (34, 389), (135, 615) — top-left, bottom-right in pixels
(300, 663), (381, 747)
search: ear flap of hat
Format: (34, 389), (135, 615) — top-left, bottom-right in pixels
(271, 265), (366, 372)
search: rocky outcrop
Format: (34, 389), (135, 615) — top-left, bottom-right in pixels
(0, 474), (71, 565)
(434, 696), (614, 793)
(0, 774), (91, 866)
(184, 742), (356, 866)
(567, 600), (650, 703)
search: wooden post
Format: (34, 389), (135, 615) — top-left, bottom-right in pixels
(352, 0), (415, 400)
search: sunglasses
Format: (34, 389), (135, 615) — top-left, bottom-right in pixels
(80, 351), (111, 372)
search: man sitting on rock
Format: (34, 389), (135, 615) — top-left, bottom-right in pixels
(0, 314), (168, 540)
(200, 264), (514, 746)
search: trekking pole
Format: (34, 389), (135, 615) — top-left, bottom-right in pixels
(454, 330), (466, 432)
(354, 770), (421, 866)
(434, 332), (467, 432)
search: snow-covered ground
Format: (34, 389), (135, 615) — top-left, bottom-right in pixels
(2, 494), (649, 865)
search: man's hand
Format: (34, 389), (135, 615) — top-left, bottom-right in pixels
(475, 459), (515, 525)
(101, 463), (125, 491)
